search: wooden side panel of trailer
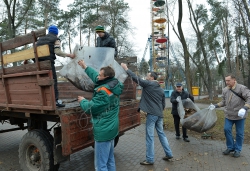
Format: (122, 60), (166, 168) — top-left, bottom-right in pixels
(59, 100), (140, 156)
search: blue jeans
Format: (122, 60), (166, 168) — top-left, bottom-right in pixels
(224, 118), (245, 152)
(146, 114), (173, 163)
(94, 140), (115, 171)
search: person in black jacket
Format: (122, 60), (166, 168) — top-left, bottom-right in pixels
(95, 25), (118, 58)
(35, 25), (75, 107)
(170, 83), (194, 142)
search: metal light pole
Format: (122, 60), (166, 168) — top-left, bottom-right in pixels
(197, 73), (200, 99)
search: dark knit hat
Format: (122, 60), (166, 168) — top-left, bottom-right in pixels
(48, 25), (58, 35)
(95, 25), (105, 32)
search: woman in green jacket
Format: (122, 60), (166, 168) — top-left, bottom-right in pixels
(77, 60), (123, 171)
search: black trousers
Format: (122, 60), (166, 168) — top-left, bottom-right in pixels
(173, 114), (188, 138)
(51, 63), (58, 100)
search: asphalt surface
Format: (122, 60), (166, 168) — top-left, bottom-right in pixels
(2, 96), (250, 171)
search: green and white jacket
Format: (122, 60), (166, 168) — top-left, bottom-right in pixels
(79, 67), (124, 142)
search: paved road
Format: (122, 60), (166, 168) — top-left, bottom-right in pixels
(2, 95), (250, 171)
(1, 121), (250, 171)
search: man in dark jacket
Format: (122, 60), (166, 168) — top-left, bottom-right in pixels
(95, 25), (118, 58)
(170, 83), (194, 142)
(121, 63), (173, 165)
(35, 25), (75, 107)
(78, 60), (123, 171)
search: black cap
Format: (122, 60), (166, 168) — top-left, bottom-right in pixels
(176, 83), (182, 86)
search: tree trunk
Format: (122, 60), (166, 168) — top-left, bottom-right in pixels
(187, 0), (213, 99)
(221, 18), (232, 73)
(177, 0), (192, 93)
(242, 0), (250, 22)
(238, 2), (250, 87)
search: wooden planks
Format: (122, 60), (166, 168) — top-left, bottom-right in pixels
(60, 100), (139, 156)
(0, 69), (55, 110)
(1, 28), (46, 51)
(2, 45), (49, 64)
(0, 60), (51, 76)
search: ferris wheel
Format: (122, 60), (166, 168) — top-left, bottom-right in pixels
(150, 0), (168, 85)
(142, 0), (186, 91)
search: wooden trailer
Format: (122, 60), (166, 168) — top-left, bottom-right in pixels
(0, 28), (140, 170)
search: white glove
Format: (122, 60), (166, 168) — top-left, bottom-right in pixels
(176, 96), (181, 102)
(238, 108), (246, 118)
(208, 104), (215, 110)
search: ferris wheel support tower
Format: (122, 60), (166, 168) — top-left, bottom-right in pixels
(150, 0), (168, 86)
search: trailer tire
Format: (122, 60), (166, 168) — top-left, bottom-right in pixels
(33, 129), (60, 171)
(19, 130), (53, 171)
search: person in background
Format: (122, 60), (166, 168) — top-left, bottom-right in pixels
(170, 83), (194, 142)
(95, 25), (118, 58)
(78, 60), (123, 171)
(121, 63), (173, 165)
(211, 73), (250, 157)
(35, 25), (75, 107)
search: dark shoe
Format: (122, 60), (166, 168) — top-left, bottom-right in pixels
(56, 100), (65, 107)
(162, 156), (173, 160)
(183, 138), (190, 142)
(222, 149), (234, 155)
(176, 136), (181, 139)
(233, 151), (240, 158)
(140, 160), (153, 165)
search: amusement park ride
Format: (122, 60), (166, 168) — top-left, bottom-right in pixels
(142, 0), (185, 96)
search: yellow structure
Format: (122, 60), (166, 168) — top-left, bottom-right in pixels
(192, 87), (200, 96)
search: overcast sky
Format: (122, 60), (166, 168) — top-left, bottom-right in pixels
(115, 0), (201, 61)
(123, 0), (151, 61)
(123, 0), (193, 61)
(59, 0), (203, 62)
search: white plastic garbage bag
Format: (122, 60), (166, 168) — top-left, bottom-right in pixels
(59, 44), (128, 92)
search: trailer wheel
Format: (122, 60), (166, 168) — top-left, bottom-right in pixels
(19, 130), (54, 171)
(33, 129), (60, 171)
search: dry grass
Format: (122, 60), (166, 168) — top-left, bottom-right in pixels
(140, 108), (250, 144)
(194, 97), (222, 104)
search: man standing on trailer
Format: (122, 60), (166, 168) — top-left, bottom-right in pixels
(35, 25), (75, 107)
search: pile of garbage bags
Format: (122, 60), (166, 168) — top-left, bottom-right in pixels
(59, 44), (128, 92)
(177, 98), (217, 133)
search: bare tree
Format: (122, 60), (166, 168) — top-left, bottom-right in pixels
(177, 0), (192, 92)
(187, 0), (214, 99)
(233, 0), (250, 87)
(3, 0), (33, 39)
(242, 0), (250, 22)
